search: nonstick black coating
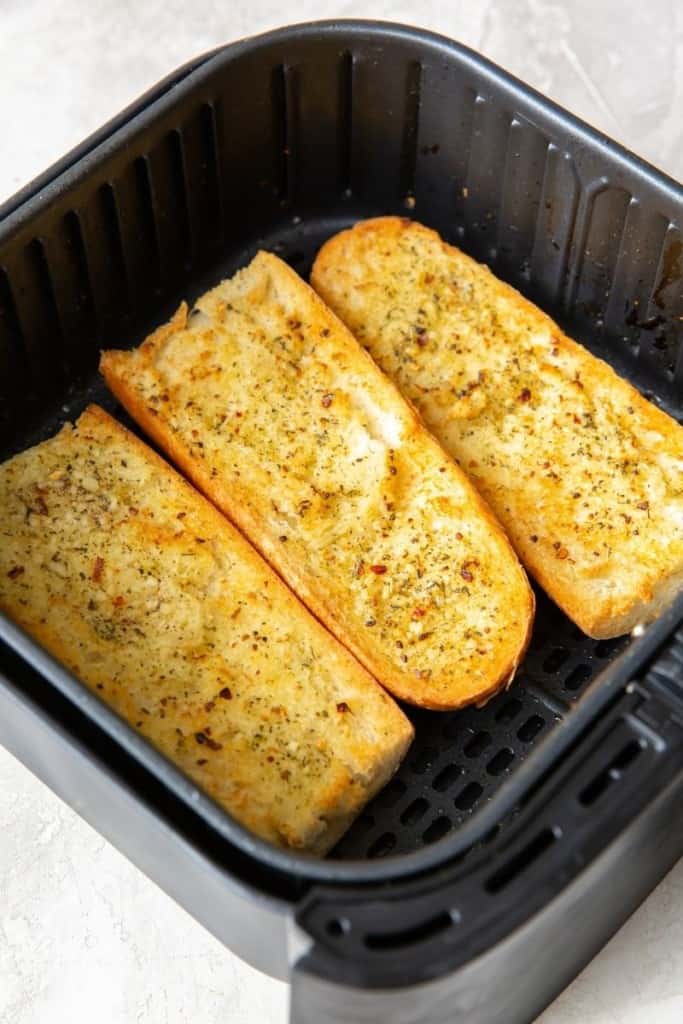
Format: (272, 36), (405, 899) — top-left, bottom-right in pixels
(0, 21), (681, 884)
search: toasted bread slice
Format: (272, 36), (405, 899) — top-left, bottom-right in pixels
(0, 405), (413, 854)
(101, 253), (533, 709)
(312, 216), (683, 638)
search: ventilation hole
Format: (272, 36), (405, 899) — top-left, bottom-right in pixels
(167, 129), (192, 270)
(400, 60), (423, 200)
(579, 739), (644, 807)
(271, 64), (290, 201)
(612, 739), (644, 770)
(485, 828), (558, 893)
(364, 910), (454, 950)
(411, 746), (437, 774)
(517, 715), (545, 742)
(199, 102), (224, 241)
(401, 797), (430, 826)
(454, 781), (483, 811)
(338, 51), (354, 194)
(432, 763), (462, 792)
(464, 731), (492, 758)
(578, 772), (611, 807)
(377, 778), (406, 807)
(133, 156), (161, 285)
(595, 638), (621, 658)
(487, 748), (515, 776)
(565, 664), (592, 691)
(422, 816), (452, 844)
(326, 918), (349, 938)
(98, 183), (130, 313)
(368, 832), (397, 858)
(543, 647), (570, 673)
(494, 697), (523, 722)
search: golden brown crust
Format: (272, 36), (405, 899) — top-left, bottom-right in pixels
(0, 404), (413, 853)
(101, 252), (534, 710)
(312, 216), (683, 638)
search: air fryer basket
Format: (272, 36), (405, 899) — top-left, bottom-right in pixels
(0, 21), (682, 1024)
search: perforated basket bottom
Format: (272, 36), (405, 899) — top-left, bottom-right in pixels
(0, 210), (659, 865)
(332, 588), (628, 860)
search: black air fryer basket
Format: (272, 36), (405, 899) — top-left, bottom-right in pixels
(1, 22), (682, 1024)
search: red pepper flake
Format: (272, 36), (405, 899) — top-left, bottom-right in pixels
(219, 687), (232, 700)
(460, 567), (473, 582)
(195, 731), (222, 751)
(555, 547), (569, 560)
(113, 595), (126, 607)
(530, 535), (539, 543)
(320, 328), (330, 337)
(389, 466), (397, 475)
(128, 506), (139, 516)
(92, 557), (104, 582)
(321, 393), (334, 408)
(33, 495), (48, 516)
(7, 566), (24, 580)
(455, 531), (463, 540)
(518, 388), (532, 402)
(637, 500), (649, 511)
(176, 512), (186, 520)
(370, 564), (387, 575)
(412, 606), (427, 619)
(204, 701), (215, 713)
(336, 702), (350, 713)
(365, 618), (376, 627)
(234, 411), (243, 417)
(279, 535), (288, 542)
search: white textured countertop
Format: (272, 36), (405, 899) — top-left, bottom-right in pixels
(1, 2), (681, 1022)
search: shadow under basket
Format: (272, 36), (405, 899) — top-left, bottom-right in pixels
(1, 21), (682, 1024)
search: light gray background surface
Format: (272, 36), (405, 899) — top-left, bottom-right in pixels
(1, 2), (681, 1022)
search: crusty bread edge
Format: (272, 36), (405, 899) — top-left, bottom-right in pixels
(35, 404), (414, 853)
(101, 255), (534, 710)
(312, 216), (683, 640)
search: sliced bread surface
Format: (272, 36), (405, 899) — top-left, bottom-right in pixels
(101, 252), (534, 709)
(0, 405), (413, 854)
(312, 216), (683, 638)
